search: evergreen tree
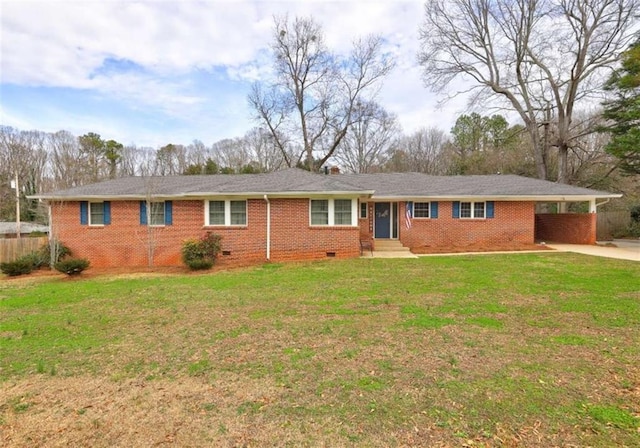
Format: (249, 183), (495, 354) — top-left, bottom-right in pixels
(601, 39), (640, 175)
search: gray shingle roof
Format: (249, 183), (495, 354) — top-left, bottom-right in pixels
(31, 168), (619, 200)
(32, 168), (373, 199)
(340, 173), (618, 198)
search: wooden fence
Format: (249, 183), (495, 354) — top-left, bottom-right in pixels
(0, 237), (48, 264)
(597, 210), (630, 240)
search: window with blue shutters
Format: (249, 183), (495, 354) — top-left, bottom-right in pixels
(140, 201), (172, 226)
(413, 202), (430, 218)
(83, 201), (111, 226)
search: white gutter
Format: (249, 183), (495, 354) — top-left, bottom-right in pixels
(368, 194), (623, 202)
(264, 194), (271, 261)
(28, 190), (375, 201)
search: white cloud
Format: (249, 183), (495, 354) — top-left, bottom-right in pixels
(0, 0), (464, 146)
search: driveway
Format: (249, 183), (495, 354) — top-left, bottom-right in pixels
(547, 239), (640, 262)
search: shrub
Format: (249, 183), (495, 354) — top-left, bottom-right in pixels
(631, 205), (640, 224)
(182, 233), (222, 270)
(0, 256), (34, 276)
(54, 258), (90, 275)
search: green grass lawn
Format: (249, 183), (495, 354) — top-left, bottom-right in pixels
(1, 253), (639, 447)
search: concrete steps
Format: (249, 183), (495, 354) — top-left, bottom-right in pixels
(374, 239), (411, 252)
(361, 239), (417, 259)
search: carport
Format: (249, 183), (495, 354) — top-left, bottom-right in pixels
(534, 196), (621, 245)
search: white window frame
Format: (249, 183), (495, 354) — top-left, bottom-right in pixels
(204, 199), (247, 226)
(309, 198), (357, 227)
(359, 202), (368, 219)
(413, 202), (430, 219)
(89, 202), (105, 226)
(460, 201), (486, 219)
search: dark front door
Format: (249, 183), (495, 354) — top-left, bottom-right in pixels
(375, 202), (391, 238)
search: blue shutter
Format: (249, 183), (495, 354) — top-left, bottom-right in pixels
(80, 201), (88, 225)
(104, 201), (111, 225)
(140, 201), (147, 225)
(486, 201), (494, 219)
(430, 202), (439, 219)
(452, 201), (460, 219)
(165, 201), (173, 225)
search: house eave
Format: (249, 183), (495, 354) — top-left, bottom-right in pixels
(29, 190), (375, 201)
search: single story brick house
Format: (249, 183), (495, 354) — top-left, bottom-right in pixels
(31, 168), (620, 268)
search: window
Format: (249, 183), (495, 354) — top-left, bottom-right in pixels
(360, 202), (368, 219)
(310, 199), (355, 226)
(81, 201), (111, 226)
(459, 201), (485, 219)
(413, 202), (430, 218)
(208, 201), (225, 225)
(310, 200), (329, 225)
(139, 201), (172, 226)
(334, 199), (352, 225)
(230, 201), (247, 225)
(473, 202), (486, 219)
(90, 202), (104, 225)
(150, 202), (166, 226)
(205, 200), (247, 226)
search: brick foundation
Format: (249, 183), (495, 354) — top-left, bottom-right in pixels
(534, 213), (597, 244)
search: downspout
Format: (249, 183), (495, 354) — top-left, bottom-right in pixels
(264, 195), (271, 261)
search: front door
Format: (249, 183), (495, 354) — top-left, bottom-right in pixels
(374, 202), (391, 238)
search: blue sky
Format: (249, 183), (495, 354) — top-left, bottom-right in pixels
(0, 0), (468, 148)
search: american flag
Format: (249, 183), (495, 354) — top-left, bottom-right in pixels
(405, 201), (413, 230)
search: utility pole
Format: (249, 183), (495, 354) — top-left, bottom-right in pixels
(12, 172), (21, 239)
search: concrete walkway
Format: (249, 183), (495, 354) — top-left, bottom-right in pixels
(547, 240), (640, 262)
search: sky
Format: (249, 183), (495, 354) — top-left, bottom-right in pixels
(0, 0), (470, 148)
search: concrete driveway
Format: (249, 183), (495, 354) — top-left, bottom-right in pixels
(547, 239), (640, 262)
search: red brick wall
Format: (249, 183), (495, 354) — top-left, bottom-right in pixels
(51, 198), (359, 268)
(535, 213), (596, 244)
(400, 201), (535, 250)
(269, 198), (360, 261)
(356, 201), (534, 251)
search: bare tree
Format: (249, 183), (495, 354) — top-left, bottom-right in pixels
(419, 0), (638, 182)
(0, 127), (48, 221)
(385, 127), (449, 174)
(334, 101), (401, 173)
(48, 130), (85, 189)
(249, 15), (395, 171)
(243, 128), (286, 172)
(154, 144), (188, 175)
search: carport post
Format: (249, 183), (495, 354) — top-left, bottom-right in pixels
(589, 199), (596, 213)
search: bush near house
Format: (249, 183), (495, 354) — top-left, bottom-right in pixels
(1, 240), (74, 277)
(54, 258), (90, 275)
(0, 256), (34, 276)
(182, 233), (222, 270)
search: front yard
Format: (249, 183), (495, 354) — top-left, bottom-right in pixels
(1, 253), (639, 446)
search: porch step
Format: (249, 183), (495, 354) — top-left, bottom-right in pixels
(374, 239), (411, 252)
